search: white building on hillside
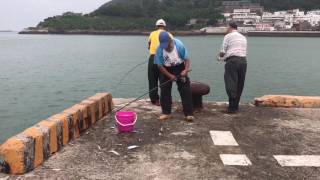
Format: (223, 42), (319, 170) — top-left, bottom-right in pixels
(221, 8), (320, 31)
(224, 9), (261, 25)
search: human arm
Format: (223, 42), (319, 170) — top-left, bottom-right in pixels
(159, 65), (176, 80)
(148, 33), (152, 50)
(218, 36), (228, 60)
(175, 39), (190, 77)
(181, 59), (190, 77)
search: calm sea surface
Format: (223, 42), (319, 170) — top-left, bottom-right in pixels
(0, 32), (319, 143)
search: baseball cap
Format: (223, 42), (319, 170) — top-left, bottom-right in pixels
(156, 19), (166, 27)
(159, 31), (171, 49)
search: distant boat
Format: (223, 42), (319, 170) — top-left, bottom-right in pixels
(0, 30), (13, 32)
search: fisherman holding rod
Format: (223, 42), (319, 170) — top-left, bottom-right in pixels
(154, 31), (194, 122)
(218, 22), (248, 114)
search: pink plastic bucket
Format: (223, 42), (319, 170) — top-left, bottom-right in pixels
(115, 111), (137, 133)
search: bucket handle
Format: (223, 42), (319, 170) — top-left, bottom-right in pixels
(115, 114), (137, 127)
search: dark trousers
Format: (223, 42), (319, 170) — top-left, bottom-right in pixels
(159, 64), (193, 116)
(148, 55), (160, 103)
(224, 57), (247, 112)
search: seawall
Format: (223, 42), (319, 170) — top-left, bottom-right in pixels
(18, 30), (223, 36)
(19, 30), (320, 37)
(248, 31), (320, 37)
(0, 92), (113, 175)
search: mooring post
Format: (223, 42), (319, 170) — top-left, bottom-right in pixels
(190, 81), (210, 110)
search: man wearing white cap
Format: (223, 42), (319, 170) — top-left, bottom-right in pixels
(147, 19), (172, 106)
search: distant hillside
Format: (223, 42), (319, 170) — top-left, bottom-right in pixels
(34, 0), (320, 32)
(36, 0), (222, 32)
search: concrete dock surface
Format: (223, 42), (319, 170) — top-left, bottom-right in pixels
(1, 98), (320, 180)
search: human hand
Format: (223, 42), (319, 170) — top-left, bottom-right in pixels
(168, 74), (176, 81)
(217, 55), (222, 61)
(180, 70), (188, 77)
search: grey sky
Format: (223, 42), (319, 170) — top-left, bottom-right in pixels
(0, 0), (110, 31)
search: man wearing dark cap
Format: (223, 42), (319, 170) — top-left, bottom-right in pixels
(218, 22), (248, 114)
(154, 31), (194, 121)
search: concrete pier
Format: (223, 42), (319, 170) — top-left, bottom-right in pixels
(1, 97), (319, 179)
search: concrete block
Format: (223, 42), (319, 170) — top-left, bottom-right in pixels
(22, 128), (44, 167)
(88, 95), (104, 120)
(71, 104), (90, 132)
(255, 95), (320, 108)
(62, 108), (81, 139)
(80, 100), (97, 125)
(96, 92), (114, 114)
(89, 93), (114, 120)
(48, 114), (70, 146)
(0, 134), (34, 174)
(37, 120), (58, 155)
(34, 124), (50, 160)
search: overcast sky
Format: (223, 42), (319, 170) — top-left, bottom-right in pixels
(0, 0), (110, 31)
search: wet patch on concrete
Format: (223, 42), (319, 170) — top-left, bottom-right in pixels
(5, 99), (320, 180)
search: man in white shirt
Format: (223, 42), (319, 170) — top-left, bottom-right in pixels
(219, 22), (247, 114)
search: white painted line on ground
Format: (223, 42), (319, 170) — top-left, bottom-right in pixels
(274, 155), (320, 167)
(210, 131), (239, 146)
(220, 154), (252, 166)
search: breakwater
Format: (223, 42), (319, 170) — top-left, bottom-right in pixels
(0, 93), (113, 175)
(248, 31), (320, 37)
(18, 30), (320, 37)
(18, 30), (221, 36)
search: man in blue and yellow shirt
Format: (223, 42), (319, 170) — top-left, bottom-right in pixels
(154, 31), (194, 122)
(148, 19), (171, 106)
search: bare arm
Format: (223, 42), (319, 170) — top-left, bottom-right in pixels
(181, 59), (190, 77)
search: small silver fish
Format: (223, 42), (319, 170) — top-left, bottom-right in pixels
(109, 150), (120, 156)
(127, 145), (139, 150)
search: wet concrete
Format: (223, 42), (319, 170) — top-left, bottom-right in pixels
(1, 99), (320, 180)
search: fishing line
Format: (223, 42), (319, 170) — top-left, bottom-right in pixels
(112, 70), (192, 113)
(107, 70), (192, 132)
(114, 60), (148, 90)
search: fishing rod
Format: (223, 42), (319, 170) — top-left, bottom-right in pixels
(113, 70), (192, 112)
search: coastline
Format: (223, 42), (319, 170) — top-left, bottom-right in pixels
(247, 31), (320, 37)
(18, 30), (225, 36)
(18, 30), (320, 37)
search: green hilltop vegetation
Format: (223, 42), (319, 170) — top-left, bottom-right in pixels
(36, 0), (320, 32)
(37, 0), (222, 31)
